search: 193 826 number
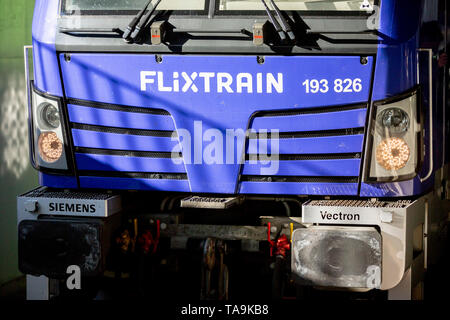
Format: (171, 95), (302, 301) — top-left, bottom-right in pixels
(302, 78), (362, 94)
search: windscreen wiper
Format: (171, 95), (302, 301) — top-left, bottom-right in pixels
(269, 0), (295, 41)
(122, 0), (152, 41)
(60, 27), (123, 35)
(260, 0), (286, 41)
(130, 0), (163, 42)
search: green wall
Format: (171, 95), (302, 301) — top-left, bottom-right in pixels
(0, 0), (37, 285)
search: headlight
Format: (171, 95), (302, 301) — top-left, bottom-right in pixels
(30, 83), (69, 171)
(376, 108), (410, 135)
(365, 89), (422, 182)
(38, 103), (61, 129)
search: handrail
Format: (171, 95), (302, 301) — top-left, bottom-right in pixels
(23, 45), (37, 169)
(23, 45), (32, 105)
(417, 48), (433, 182)
(443, 1), (448, 179)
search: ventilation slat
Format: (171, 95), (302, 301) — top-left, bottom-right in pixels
(247, 134), (364, 155)
(240, 181), (359, 195)
(79, 176), (190, 192)
(72, 129), (179, 153)
(251, 108), (367, 133)
(68, 104), (175, 131)
(242, 159), (361, 177)
(75, 153), (185, 173)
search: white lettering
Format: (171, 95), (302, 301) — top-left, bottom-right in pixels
(256, 73), (263, 93)
(266, 73), (283, 93)
(140, 71), (285, 94)
(157, 72), (172, 92)
(140, 71), (156, 91)
(173, 72), (180, 92)
(236, 73), (253, 93)
(182, 72), (199, 93)
(217, 73), (234, 93)
(199, 72), (215, 93)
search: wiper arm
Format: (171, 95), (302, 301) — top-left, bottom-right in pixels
(122, 0), (152, 41)
(130, 0), (163, 42)
(269, 0), (295, 41)
(60, 27), (123, 35)
(260, 0), (286, 41)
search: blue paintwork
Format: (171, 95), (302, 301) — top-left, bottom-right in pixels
(39, 173), (78, 188)
(75, 154), (186, 173)
(68, 104), (175, 131)
(59, 54), (373, 194)
(31, 0), (448, 197)
(247, 135), (365, 154)
(371, 0), (421, 101)
(79, 176), (190, 191)
(60, 55), (373, 108)
(360, 176), (434, 197)
(72, 129), (178, 152)
(32, 0), (62, 96)
(251, 109), (367, 132)
(359, 0), (441, 197)
(242, 159), (361, 177)
(240, 182), (359, 196)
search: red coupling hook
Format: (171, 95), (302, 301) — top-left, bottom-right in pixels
(137, 219), (161, 254)
(267, 222), (290, 258)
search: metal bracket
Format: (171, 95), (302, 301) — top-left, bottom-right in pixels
(253, 22), (266, 46)
(150, 21), (166, 45)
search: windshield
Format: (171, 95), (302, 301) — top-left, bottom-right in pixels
(62, 0), (207, 14)
(62, 0), (377, 15)
(218, 0), (376, 11)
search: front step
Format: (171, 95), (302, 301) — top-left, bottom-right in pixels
(18, 187), (122, 219)
(180, 195), (243, 209)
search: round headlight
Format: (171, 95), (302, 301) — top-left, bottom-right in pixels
(38, 132), (63, 163)
(39, 103), (60, 129)
(377, 108), (410, 135)
(376, 137), (410, 171)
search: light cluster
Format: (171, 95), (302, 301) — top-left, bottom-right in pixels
(38, 132), (63, 163)
(40, 103), (60, 128)
(375, 137), (410, 171)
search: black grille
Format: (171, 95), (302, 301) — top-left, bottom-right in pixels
(240, 104), (368, 184)
(72, 123), (176, 137)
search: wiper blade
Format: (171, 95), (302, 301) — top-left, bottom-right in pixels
(260, 0), (286, 41)
(60, 27), (122, 35)
(122, 0), (152, 41)
(269, 0), (295, 41)
(130, 0), (163, 42)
